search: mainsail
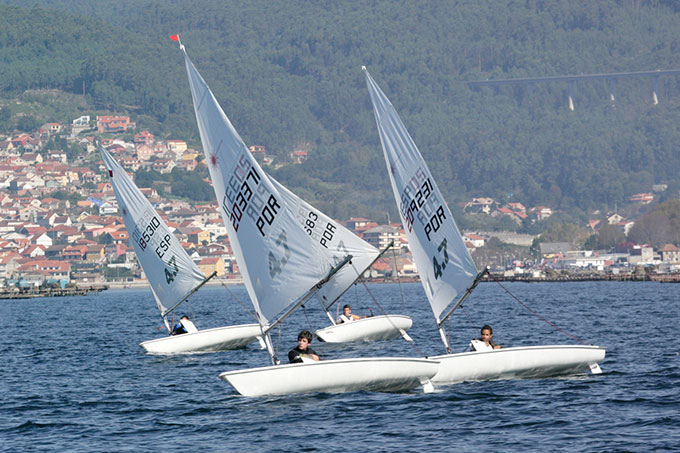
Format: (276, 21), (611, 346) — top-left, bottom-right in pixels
(363, 67), (478, 325)
(179, 44), (335, 326)
(269, 176), (380, 312)
(99, 144), (205, 324)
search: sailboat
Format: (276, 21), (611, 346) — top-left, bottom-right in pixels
(269, 176), (413, 343)
(363, 67), (605, 385)
(175, 37), (438, 396)
(99, 143), (263, 354)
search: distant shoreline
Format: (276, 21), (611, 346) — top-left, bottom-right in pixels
(104, 278), (245, 290)
(4, 272), (677, 301)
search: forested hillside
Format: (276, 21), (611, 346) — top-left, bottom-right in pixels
(1, 0), (680, 223)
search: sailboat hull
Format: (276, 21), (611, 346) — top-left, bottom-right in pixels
(315, 315), (412, 343)
(140, 324), (262, 354)
(219, 357), (439, 396)
(431, 345), (606, 385)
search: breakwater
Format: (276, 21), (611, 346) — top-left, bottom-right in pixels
(0, 285), (108, 300)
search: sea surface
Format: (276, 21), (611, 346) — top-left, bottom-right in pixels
(2, 281), (678, 452)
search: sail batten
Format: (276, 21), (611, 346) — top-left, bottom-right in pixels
(364, 68), (478, 321)
(99, 144), (205, 320)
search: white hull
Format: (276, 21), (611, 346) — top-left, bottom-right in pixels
(140, 324), (262, 354)
(431, 345), (606, 384)
(219, 357), (439, 396)
(315, 315), (413, 343)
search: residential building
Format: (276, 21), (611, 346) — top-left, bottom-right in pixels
(362, 225), (402, 251)
(97, 116), (136, 134)
(199, 256), (226, 277)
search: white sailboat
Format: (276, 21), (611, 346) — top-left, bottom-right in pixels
(269, 176), (413, 343)
(363, 67), (605, 386)
(176, 37), (438, 396)
(99, 143), (262, 354)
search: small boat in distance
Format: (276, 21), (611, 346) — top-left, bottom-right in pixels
(269, 176), (413, 343)
(363, 67), (605, 386)
(99, 143), (262, 354)
(175, 36), (438, 396)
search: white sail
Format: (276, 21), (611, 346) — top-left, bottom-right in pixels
(99, 144), (205, 318)
(363, 68), (478, 322)
(269, 176), (380, 309)
(180, 47), (333, 325)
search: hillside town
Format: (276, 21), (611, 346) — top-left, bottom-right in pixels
(1, 115), (679, 293)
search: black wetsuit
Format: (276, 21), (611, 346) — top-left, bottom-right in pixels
(172, 322), (187, 335)
(288, 346), (319, 363)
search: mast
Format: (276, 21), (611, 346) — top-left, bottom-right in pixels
(99, 140), (207, 328)
(363, 67), (479, 354)
(436, 268), (488, 353)
(176, 36), (361, 366)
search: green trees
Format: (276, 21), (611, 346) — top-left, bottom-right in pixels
(627, 200), (680, 247)
(2, 1), (680, 224)
(133, 167), (213, 202)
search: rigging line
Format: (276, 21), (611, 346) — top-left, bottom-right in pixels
(300, 304), (317, 339)
(390, 245), (407, 313)
(186, 299), (198, 330)
(217, 276), (258, 322)
(459, 304), (478, 329)
(489, 274), (589, 345)
(275, 324), (282, 358)
(359, 280), (428, 358)
(455, 306), (479, 352)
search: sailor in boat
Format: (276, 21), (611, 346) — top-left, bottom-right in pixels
(337, 304), (363, 323)
(171, 315), (198, 336)
(288, 330), (321, 363)
(469, 325), (501, 352)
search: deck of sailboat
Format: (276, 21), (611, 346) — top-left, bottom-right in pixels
(315, 314), (412, 343)
(219, 357), (439, 396)
(430, 344), (606, 384)
(140, 323), (262, 354)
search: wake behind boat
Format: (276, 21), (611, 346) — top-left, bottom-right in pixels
(176, 36), (436, 395)
(99, 143), (262, 354)
(363, 67), (605, 386)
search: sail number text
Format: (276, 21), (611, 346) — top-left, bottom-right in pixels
(132, 211), (179, 285)
(399, 170), (447, 241)
(301, 210), (336, 248)
(134, 215), (161, 251)
(220, 154), (281, 237)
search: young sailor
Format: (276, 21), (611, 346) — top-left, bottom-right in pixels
(337, 304), (362, 323)
(171, 315), (197, 335)
(288, 330), (321, 363)
(469, 325), (501, 351)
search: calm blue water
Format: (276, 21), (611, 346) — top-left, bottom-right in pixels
(2, 281), (678, 451)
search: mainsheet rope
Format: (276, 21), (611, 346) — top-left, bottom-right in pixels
(489, 273), (589, 345)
